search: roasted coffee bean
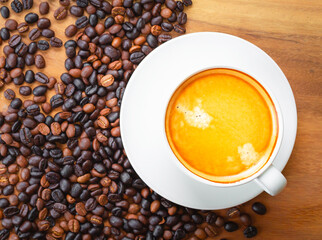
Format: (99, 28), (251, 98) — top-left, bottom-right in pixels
(37, 18), (51, 29)
(10, 98), (22, 109)
(65, 25), (77, 37)
(50, 37), (63, 48)
(33, 85), (47, 96)
(174, 24), (186, 33)
(11, 0), (23, 13)
(5, 19), (18, 30)
(4, 89), (15, 100)
(158, 34), (172, 43)
(41, 29), (55, 38)
(227, 207), (240, 218)
(3, 206), (19, 217)
(183, 0), (193, 6)
(161, 22), (173, 32)
(29, 28), (41, 41)
(252, 202), (267, 215)
(224, 221), (238, 232)
(37, 40), (50, 50)
(240, 213), (252, 226)
(244, 226), (257, 238)
(76, 16), (89, 29)
(54, 7), (68, 20)
(8, 35), (21, 48)
(0, 28), (10, 41)
(39, 2), (49, 15)
(177, 12), (187, 25)
(25, 13), (39, 24)
(35, 54), (46, 68)
(130, 51), (145, 64)
(0, 6), (10, 19)
(17, 22), (29, 33)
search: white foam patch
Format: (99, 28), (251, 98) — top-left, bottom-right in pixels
(238, 143), (259, 166)
(176, 99), (213, 129)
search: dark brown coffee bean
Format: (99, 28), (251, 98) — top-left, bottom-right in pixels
(65, 25), (77, 37)
(252, 202), (267, 215)
(224, 221), (238, 232)
(22, 0), (33, 10)
(11, 0), (23, 13)
(177, 12), (187, 25)
(0, 6), (10, 19)
(174, 24), (186, 34)
(17, 22), (29, 33)
(76, 16), (89, 29)
(227, 207), (240, 218)
(37, 18), (51, 29)
(37, 40), (50, 51)
(183, 0), (193, 6)
(29, 28), (41, 41)
(9, 34), (21, 48)
(50, 37), (63, 48)
(54, 7), (68, 20)
(4, 89), (15, 100)
(158, 34), (172, 43)
(41, 29), (55, 38)
(130, 51), (145, 64)
(25, 13), (39, 24)
(244, 226), (258, 238)
(39, 2), (49, 15)
(5, 19), (18, 31)
(35, 54), (46, 68)
(70, 6), (84, 17)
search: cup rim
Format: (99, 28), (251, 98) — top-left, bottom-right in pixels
(162, 66), (284, 187)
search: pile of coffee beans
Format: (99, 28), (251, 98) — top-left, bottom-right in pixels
(0, 0), (267, 239)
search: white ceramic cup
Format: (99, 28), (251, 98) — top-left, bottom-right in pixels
(164, 67), (287, 196)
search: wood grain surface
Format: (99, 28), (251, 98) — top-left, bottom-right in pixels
(0, 1), (321, 240)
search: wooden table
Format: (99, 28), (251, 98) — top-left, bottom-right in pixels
(184, 1), (321, 239)
(0, 0), (321, 239)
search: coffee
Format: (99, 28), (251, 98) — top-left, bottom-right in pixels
(165, 68), (278, 183)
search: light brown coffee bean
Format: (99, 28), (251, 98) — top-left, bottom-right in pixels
(100, 74), (114, 87)
(38, 123), (50, 135)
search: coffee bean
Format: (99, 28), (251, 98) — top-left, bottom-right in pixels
(3, 206), (19, 217)
(54, 7), (68, 20)
(158, 34), (172, 43)
(183, 0), (193, 6)
(227, 207), (240, 218)
(0, 28), (10, 41)
(39, 2), (49, 15)
(240, 213), (252, 226)
(224, 221), (239, 232)
(244, 226), (258, 238)
(161, 22), (173, 32)
(130, 51), (145, 64)
(5, 19), (18, 31)
(35, 54), (46, 68)
(37, 40), (50, 51)
(17, 22), (29, 33)
(4, 89), (15, 100)
(65, 25), (77, 37)
(0, 6), (10, 19)
(11, 0), (23, 13)
(41, 29), (55, 38)
(29, 28), (41, 41)
(76, 16), (89, 29)
(50, 37), (63, 48)
(25, 13), (39, 24)
(177, 12), (187, 25)
(252, 202), (267, 215)
(33, 85), (47, 96)
(37, 18), (51, 29)
(174, 24), (186, 33)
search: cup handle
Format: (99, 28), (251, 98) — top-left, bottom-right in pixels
(254, 165), (287, 196)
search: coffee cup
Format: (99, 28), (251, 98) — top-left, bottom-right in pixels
(164, 67), (287, 196)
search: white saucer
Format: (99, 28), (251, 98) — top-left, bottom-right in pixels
(120, 32), (297, 210)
